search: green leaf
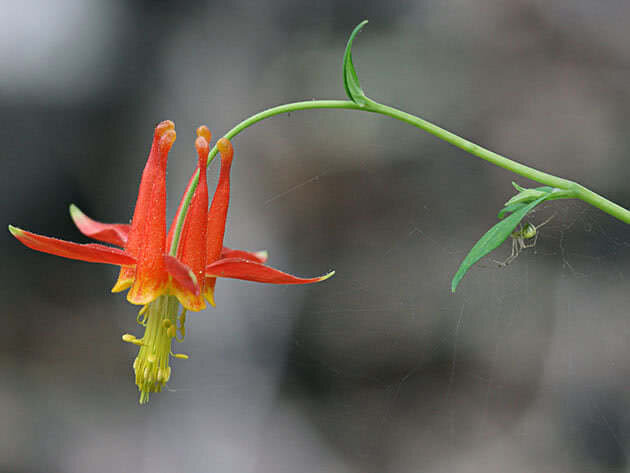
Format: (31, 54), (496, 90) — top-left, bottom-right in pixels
(534, 185), (553, 193)
(500, 184), (554, 217)
(497, 201), (527, 219)
(343, 20), (369, 106)
(504, 185), (554, 207)
(451, 192), (552, 293)
(505, 189), (542, 207)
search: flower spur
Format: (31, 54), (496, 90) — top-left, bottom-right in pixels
(9, 120), (333, 402)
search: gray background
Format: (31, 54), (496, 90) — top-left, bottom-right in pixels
(1, 1), (629, 472)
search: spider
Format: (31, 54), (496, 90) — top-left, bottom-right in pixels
(495, 214), (555, 267)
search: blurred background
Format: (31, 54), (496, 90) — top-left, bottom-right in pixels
(2, 1), (630, 472)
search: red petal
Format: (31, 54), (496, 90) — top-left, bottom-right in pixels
(121, 121), (175, 304)
(174, 132), (209, 285)
(205, 257), (334, 284)
(69, 204), (130, 247)
(166, 125), (212, 251)
(164, 255), (200, 296)
(221, 246), (268, 263)
(166, 172), (195, 249)
(206, 138), (233, 264)
(9, 225), (135, 266)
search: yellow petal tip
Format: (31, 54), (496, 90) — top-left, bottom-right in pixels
(319, 270), (335, 282)
(68, 203), (84, 222)
(204, 291), (216, 307)
(255, 250), (269, 261)
(8, 225), (21, 236)
(111, 280), (132, 293)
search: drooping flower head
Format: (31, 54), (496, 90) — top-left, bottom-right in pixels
(9, 121), (334, 403)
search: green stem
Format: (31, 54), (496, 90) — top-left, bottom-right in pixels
(169, 99), (630, 254)
(169, 101), (361, 254)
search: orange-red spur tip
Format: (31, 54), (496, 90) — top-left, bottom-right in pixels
(156, 120), (175, 135)
(195, 136), (209, 163)
(155, 120), (176, 151)
(216, 137), (233, 162)
(196, 125), (211, 142)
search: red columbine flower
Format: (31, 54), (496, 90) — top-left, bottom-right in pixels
(9, 120), (333, 403)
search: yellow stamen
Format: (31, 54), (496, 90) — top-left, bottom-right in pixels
(167, 325), (177, 338)
(176, 309), (187, 342)
(136, 305), (149, 326)
(131, 295), (189, 404)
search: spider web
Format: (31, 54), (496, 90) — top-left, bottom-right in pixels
(275, 199), (630, 472)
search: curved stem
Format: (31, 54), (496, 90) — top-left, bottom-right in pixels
(169, 101), (361, 254)
(574, 184), (630, 222)
(169, 99), (630, 254)
(367, 101), (574, 189)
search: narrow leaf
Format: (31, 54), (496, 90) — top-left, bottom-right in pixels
(343, 20), (369, 106)
(451, 193), (552, 293)
(497, 201), (527, 219)
(505, 189), (544, 207)
(505, 185), (554, 207)
(534, 186), (554, 193)
(512, 182), (553, 194)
